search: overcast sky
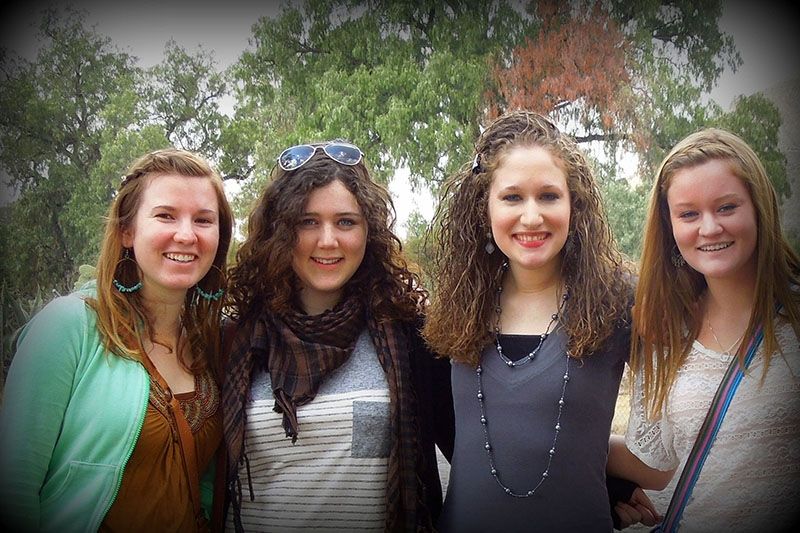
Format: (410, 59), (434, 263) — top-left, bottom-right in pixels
(1, 0), (798, 223)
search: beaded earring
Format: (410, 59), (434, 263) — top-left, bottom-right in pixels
(485, 232), (496, 254)
(671, 245), (686, 268)
(195, 264), (226, 301)
(112, 248), (143, 293)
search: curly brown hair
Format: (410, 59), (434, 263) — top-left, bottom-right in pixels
(228, 143), (425, 324)
(423, 111), (633, 366)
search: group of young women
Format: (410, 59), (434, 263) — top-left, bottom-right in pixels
(0, 110), (798, 533)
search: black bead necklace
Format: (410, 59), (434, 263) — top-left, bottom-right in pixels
(492, 284), (568, 368)
(477, 270), (571, 497)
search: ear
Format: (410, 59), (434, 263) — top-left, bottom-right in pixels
(121, 226), (134, 248)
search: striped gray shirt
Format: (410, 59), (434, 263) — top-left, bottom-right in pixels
(227, 331), (391, 532)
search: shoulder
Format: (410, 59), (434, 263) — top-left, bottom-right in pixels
(22, 290), (95, 338)
(8, 291), (101, 391)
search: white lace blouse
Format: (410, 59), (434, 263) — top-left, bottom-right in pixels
(625, 320), (800, 532)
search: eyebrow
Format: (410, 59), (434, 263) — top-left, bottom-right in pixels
(495, 182), (565, 192)
(151, 205), (218, 214)
(302, 211), (363, 217)
(671, 193), (742, 209)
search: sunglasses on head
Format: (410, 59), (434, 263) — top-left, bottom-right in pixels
(277, 142), (364, 171)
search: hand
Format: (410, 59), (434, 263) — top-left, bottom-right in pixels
(614, 488), (660, 529)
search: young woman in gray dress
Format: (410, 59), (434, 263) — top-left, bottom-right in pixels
(424, 111), (654, 532)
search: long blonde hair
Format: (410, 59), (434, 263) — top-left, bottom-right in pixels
(424, 110), (632, 366)
(86, 148), (234, 373)
(632, 128), (800, 417)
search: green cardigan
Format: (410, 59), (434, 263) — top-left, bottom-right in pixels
(0, 287), (214, 532)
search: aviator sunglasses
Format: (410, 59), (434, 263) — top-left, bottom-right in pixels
(277, 142), (364, 171)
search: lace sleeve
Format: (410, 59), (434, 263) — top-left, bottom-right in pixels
(624, 366), (680, 471)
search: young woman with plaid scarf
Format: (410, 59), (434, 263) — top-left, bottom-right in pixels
(220, 141), (453, 532)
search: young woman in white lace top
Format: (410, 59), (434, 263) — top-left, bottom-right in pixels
(607, 128), (800, 532)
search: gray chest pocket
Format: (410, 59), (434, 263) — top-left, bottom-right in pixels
(351, 400), (391, 458)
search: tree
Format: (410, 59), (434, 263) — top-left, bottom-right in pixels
(224, 0), (531, 209)
(491, 0), (742, 160)
(489, 1), (636, 143)
(0, 8), (232, 301)
(716, 93), (788, 200)
(143, 40), (230, 158)
(0, 7), (141, 295)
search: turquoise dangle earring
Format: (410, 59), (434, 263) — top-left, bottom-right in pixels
(113, 248), (143, 293)
(195, 264), (226, 301)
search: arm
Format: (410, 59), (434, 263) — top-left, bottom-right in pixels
(429, 351), (454, 462)
(0, 295), (86, 529)
(608, 435), (676, 491)
(407, 317), (454, 462)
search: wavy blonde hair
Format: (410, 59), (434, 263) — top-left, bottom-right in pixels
(424, 111), (632, 366)
(632, 128), (800, 417)
(86, 148), (234, 373)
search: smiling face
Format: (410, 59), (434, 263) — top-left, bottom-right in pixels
(487, 144), (571, 278)
(667, 158), (758, 283)
(122, 173), (220, 302)
(291, 179), (368, 315)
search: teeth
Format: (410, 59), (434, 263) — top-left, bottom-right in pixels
(698, 242), (732, 252)
(314, 258), (340, 265)
(516, 234), (546, 242)
(165, 253), (195, 262)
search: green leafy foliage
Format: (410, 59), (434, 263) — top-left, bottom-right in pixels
(225, 0), (529, 208)
(0, 2), (793, 369)
(0, 9), (233, 374)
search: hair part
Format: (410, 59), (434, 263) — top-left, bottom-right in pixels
(632, 127), (800, 417)
(87, 148), (234, 373)
(424, 110), (633, 366)
(228, 146), (424, 325)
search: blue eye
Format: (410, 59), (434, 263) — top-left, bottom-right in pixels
(540, 192), (560, 201)
(502, 194), (522, 202)
(338, 218), (356, 227)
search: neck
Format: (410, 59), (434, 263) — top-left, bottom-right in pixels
(506, 261), (563, 296)
(704, 275), (756, 323)
(300, 290), (342, 316)
(141, 293), (185, 342)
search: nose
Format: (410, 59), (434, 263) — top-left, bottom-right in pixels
(520, 200), (543, 227)
(174, 219), (198, 244)
(698, 214), (722, 237)
(318, 223), (338, 248)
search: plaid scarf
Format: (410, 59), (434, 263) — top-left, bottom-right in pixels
(222, 295), (431, 532)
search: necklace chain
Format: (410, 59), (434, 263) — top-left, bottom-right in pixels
(476, 352), (570, 498)
(492, 269), (568, 368)
(706, 318), (744, 355)
(479, 265), (571, 497)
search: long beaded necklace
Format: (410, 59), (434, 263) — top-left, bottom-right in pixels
(477, 270), (571, 497)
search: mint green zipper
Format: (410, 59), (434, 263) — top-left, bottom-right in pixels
(98, 367), (150, 524)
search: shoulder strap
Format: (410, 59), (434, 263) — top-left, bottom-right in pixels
(140, 354), (205, 528)
(656, 322), (765, 532)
